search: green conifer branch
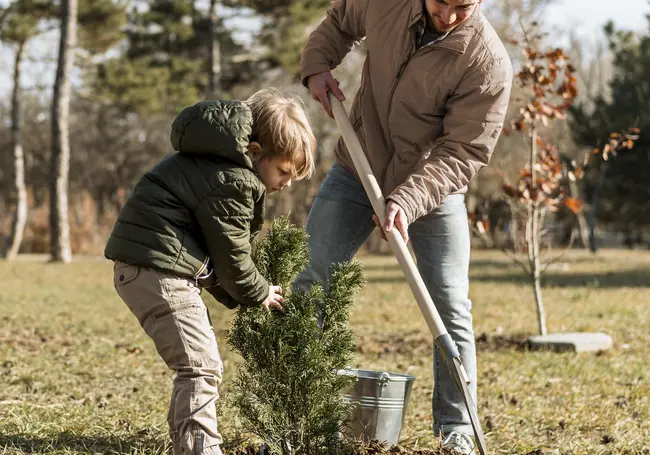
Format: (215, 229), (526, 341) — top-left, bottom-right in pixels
(228, 217), (364, 455)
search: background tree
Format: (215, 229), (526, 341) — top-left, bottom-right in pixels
(2, 0), (646, 257)
(5, 21), (28, 259)
(47, 0), (126, 262)
(221, 0), (329, 75)
(483, 0), (558, 50)
(472, 24), (638, 336)
(49, 0), (78, 263)
(207, 0), (221, 97)
(570, 17), (650, 250)
(0, 0), (52, 259)
(475, 24), (579, 335)
(93, 0), (248, 116)
(0, 3), (16, 30)
(75, 0), (125, 55)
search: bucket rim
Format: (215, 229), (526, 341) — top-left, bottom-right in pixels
(336, 368), (415, 382)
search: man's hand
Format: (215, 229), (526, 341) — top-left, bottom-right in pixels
(307, 71), (345, 118)
(262, 285), (284, 312)
(373, 201), (409, 243)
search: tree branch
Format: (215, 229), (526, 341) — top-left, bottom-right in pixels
(503, 247), (531, 274)
(541, 229), (575, 273)
(0, 2), (16, 33)
(471, 223), (531, 274)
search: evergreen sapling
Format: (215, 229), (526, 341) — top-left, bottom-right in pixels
(228, 217), (365, 455)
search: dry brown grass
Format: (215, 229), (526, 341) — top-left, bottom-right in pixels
(0, 248), (648, 454)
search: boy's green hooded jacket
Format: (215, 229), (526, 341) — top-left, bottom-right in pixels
(104, 100), (268, 308)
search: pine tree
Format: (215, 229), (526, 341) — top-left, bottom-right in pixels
(570, 19), (650, 243)
(228, 217), (364, 455)
(222, 0), (330, 75)
(94, 0), (247, 116)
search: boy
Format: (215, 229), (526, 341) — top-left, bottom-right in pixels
(104, 88), (317, 455)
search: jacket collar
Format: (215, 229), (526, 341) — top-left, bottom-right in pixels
(409, 0), (481, 54)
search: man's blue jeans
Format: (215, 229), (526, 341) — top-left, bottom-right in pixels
(295, 164), (476, 437)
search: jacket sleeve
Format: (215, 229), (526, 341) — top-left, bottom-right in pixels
(388, 56), (513, 223)
(300, 0), (370, 86)
(194, 179), (269, 307)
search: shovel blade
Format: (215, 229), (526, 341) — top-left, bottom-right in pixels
(450, 356), (488, 455)
(435, 335), (488, 455)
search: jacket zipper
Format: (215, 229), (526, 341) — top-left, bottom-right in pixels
(380, 30), (417, 187)
(379, 31), (465, 188)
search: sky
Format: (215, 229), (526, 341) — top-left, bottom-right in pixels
(545, 0), (649, 39)
(0, 0), (649, 98)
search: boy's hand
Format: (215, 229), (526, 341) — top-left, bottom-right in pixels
(262, 285), (284, 312)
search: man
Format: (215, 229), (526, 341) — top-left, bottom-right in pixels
(297, 0), (512, 453)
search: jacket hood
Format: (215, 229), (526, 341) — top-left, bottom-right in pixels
(170, 100), (254, 169)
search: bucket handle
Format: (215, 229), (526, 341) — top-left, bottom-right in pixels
(378, 372), (390, 392)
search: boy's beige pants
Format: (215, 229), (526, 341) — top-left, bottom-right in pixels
(113, 260), (223, 455)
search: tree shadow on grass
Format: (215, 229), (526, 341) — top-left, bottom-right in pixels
(365, 266), (650, 288)
(475, 332), (533, 352)
(0, 431), (168, 454)
(356, 330), (535, 356)
(361, 260), (512, 273)
(470, 267), (650, 288)
(468, 258), (516, 269)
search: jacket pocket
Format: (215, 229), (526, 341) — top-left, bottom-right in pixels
(114, 262), (139, 286)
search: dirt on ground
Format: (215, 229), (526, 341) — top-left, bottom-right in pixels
(224, 439), (544, 455)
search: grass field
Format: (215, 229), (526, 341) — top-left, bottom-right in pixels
(1, 249), (649, 454)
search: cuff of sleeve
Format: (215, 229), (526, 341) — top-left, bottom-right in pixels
(300, 61), (332, 87)
(244, 278), (270, 307)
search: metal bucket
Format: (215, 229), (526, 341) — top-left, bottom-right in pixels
(338, 368), (415, 446)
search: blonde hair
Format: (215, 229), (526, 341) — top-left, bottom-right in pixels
(245, 88), (317, 180)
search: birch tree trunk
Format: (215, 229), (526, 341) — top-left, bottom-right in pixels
(528, 127), (547, 335)
(207, 0), (221, 98)
(6, 40), (27, 260)
(49, 0), (77, 263)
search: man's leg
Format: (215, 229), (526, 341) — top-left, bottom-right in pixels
(294, 164), (376, 292)
(408, 194), (476, 438)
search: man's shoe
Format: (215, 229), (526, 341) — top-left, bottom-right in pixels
(443, 431), (476, 455)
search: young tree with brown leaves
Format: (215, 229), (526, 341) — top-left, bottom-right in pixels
(472, 24), (637, 335)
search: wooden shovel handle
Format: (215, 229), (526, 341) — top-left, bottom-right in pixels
(328, 94), (448, 339)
